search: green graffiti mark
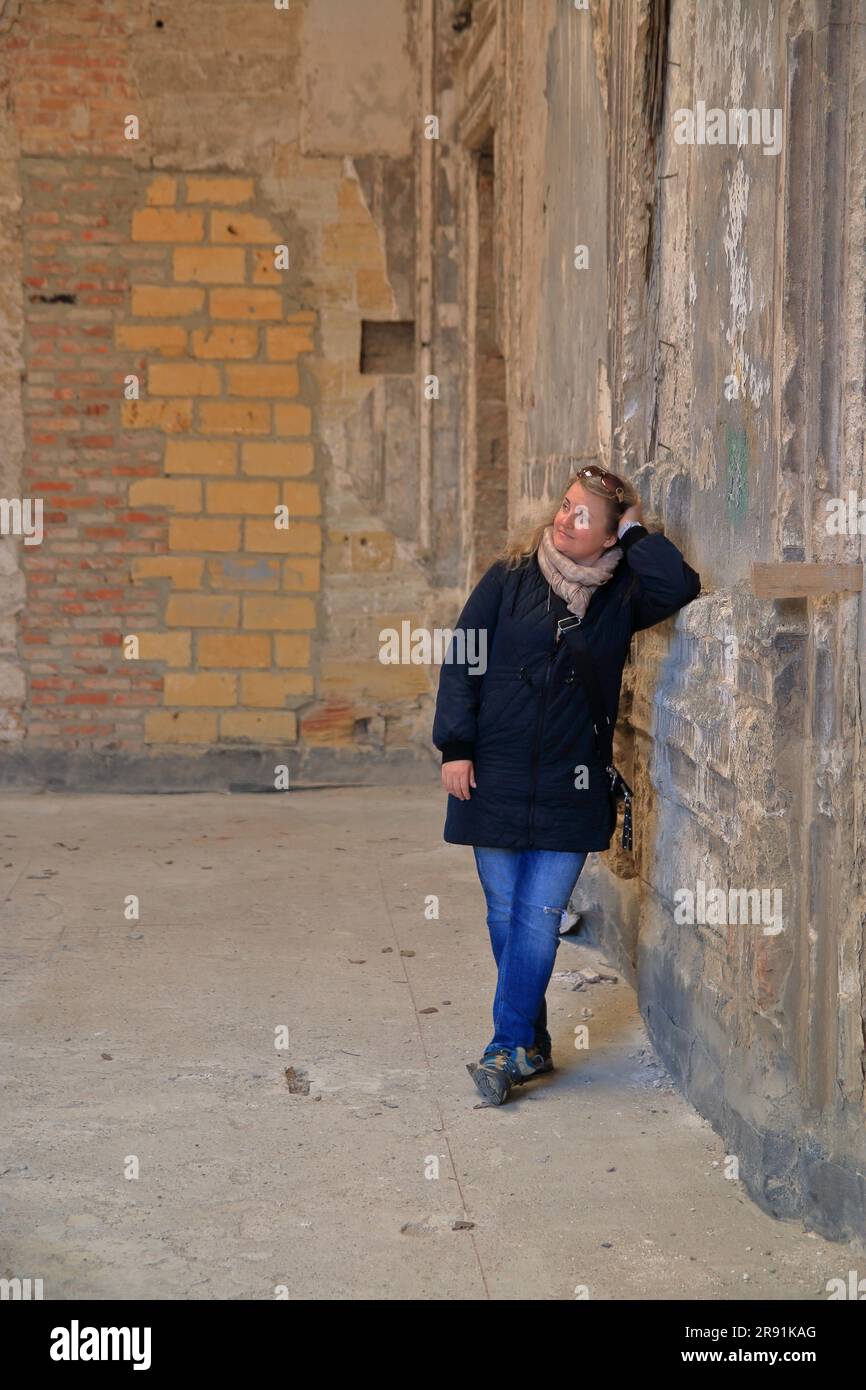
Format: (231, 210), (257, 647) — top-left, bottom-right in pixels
(725, 425), (748, 527)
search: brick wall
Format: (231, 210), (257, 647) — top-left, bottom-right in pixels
(0, 0), (438, 782)
(22, 166), (321, 752)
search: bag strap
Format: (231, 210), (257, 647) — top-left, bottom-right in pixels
(557, 617), (634, 851)
(555, 619), (614, 769)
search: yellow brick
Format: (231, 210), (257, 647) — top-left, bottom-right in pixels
(287, 311), (317, 323)
(242, 596), (315, 630)
(220, 711), (297, 743)
(241, 443), (314, 478)
(242, 673), (313, 706)
(137, 631), (191, 666)
(338, 180), (370, 219)
(132, 208), (204, 242)
(128, 479), (202, 512)
(321, 659), (430, 700)
(300, 703), (355, 748)
(145, 710), (218, 744)
(187, 177), (254, 205)
(168, 518), (240, 552)
(206, 556), (280, 591)
(282, 557), (321, 592)
(146, 175), (177, 206)
(173, 247), (245, 284)
(116, 324), (187, 356)
(165, 594), (239, 628)
(245, 519), (321, 554)
(273, 404), (312, 435)
(191, 325), (258, 359)
(198, 633), (271, 668)
(164, 672), (237, 707)
(197, 402), (270, 435)
(323, 222), (382, 268)
(352, 531), (394, 572)
(164, 440), (237, 476)
(206, 481), (279, 514)
(251, 250), (282, 285)
(131, 286), (204, 317)
(122, 399), (192, 433)
(210, 288), (282, 320)
(325, 532), (351, 573)
(274, 634), (311, 667)
(131, 557), (204, 588)
(266, 326), (315, 359)
(149, 362), (221, 396)
(226, 364), (299, 397)
(281, 481), (321, 516)
(356, 268), (393, 314)
(210, 210), (281, 243)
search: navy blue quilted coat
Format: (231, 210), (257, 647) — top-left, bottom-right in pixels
(431, 525), (701, 851)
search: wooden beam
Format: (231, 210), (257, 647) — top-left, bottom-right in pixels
(751, 562), (863, 599)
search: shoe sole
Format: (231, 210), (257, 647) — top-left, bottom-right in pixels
(467, 1059), (553, 1104)
(466, 1061), (510, 1105)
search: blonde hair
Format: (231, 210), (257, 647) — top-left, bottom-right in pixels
(498, 467), (640, 570)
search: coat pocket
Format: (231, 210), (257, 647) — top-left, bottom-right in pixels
(477, 671), (531, 739)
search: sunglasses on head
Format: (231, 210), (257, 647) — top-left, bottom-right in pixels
(573, 464), (627, 503)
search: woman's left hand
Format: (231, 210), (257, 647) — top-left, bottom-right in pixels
(619, 501), (643, 527)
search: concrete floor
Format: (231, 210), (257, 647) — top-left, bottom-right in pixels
(1, 787), (860, 1301)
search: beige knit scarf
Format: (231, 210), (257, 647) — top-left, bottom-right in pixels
(536, 525), (621, 619)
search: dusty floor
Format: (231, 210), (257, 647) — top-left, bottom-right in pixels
(1, 787), (861, 1300)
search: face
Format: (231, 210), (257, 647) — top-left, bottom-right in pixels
(552, 480), (618, 564)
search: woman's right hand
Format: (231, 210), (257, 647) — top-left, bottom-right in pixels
(441, 759), (476, 800)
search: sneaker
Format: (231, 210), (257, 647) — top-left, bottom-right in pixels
(481, 1041), (553, 1073)
(526, 1042), (554, 1075)
(466, 1046), (547, 1105)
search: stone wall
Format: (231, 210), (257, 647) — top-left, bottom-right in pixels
(446, 0), (866, 1241)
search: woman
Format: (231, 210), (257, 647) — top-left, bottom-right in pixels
(432, 465), (701, 1105)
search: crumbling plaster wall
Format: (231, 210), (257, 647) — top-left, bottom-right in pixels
(515, 0), (609, 513)
(620, 0), (866, 1243)
(479, 0), (866, 1239)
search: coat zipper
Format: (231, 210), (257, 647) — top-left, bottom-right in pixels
(526, 634), (559, 847)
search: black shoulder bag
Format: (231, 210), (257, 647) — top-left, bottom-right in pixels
(555, 616), (634, 852)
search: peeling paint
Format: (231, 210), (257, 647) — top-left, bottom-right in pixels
(695, 426), (716, 490)
(723, 160), (753, 338)
(724, 424), (748, 525)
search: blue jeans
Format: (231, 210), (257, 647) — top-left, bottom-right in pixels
(473, 847), (588, 1054)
